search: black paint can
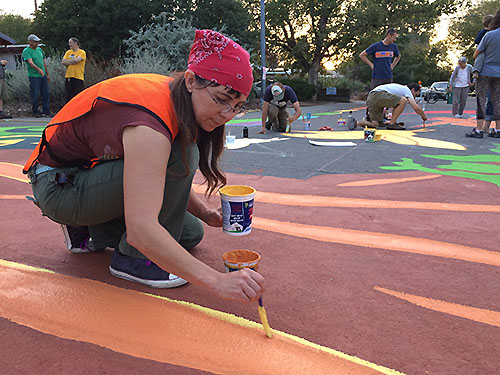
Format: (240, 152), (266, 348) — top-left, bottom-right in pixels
(243, 126), (249, 138)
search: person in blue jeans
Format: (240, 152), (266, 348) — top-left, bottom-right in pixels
(466, 9), (500, 139)
(22, 34), (50, 117)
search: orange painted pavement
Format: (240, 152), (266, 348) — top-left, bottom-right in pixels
(337, 175), (441, 187)
(3, 163), (497, 214)
(428, 117), (476, 127)
(194, 184), (500, 213)
(0, 195), (28, 199)
(0, 162), (29, 183)
(252, 217), (500, 267)
(1, 161), (497, 213)
(375, 287), (500, 328)
(0, 262), (403, 375)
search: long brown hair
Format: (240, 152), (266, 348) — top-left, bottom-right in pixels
(170, 74), (241, 195)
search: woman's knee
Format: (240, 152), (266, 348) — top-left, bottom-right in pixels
(179, 213), (204, 250)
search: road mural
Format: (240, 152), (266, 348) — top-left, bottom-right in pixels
(1, 106), (499, 374)
(381, 143), (500, 187)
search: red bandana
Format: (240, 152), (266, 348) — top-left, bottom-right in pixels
(187, 30), (253, 97)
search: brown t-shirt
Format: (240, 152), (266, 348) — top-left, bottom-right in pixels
(39, 100), (172, 167)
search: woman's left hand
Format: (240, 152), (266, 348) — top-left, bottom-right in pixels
(203, 207), (223, 227)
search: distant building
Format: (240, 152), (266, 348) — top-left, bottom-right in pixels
(0, 31), (27, 69)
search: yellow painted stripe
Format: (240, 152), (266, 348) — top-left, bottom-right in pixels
(0, 260), (403, 375)
(252, 217), (500, 267)
(0, 259), (55, 273)
(375, 286), (500, 328)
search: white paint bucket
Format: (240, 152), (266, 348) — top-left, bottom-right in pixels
(219, 185), (255, 236)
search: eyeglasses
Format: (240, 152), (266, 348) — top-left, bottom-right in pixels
(205, 87), (246, 117)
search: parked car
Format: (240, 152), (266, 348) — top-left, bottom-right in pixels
(423, 81), (448, 101)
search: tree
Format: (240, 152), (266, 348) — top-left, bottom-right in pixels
(31, 0), (176, 59)
(175, 0), (254, 47)
(0, 13), (33, 43)
(446, 0), (499, 60)
(124, 13), (196, 72)
(243, 0), (459, 85)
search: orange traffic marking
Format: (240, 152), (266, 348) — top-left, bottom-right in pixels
(3, 163), (498, 213)
(194, 184), (500, 213)
(0, 195), (28, 199)
(252, 217), (500, 267)
(337, 175), (440, 187)
(0, 261), (403, 375)
(0, 162), (29, 183)
(375, 287), (500, 328)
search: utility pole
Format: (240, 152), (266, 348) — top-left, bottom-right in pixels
(34, 0), (38, 12)
(260, 0), (266, 102)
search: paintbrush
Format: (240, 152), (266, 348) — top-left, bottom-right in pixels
(258, 297), (273, 338)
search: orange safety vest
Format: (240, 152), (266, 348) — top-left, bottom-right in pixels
(23, 73), (179, 173)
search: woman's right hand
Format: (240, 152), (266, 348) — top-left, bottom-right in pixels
(214, 268), (264, 303)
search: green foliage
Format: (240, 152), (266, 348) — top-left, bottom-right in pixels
(31, 0), (175, 59)
(279, 78), (317, 101)
(5, 64), (30, 102)
(124, 14), (195, 72)
(178, 0), (254, 46)
(0, 13), (33, 43)
(241, 0), (460, 86)
(317, 76), (365, 92)
(446, 0), (499, 59)
(7, 55), (119, 110)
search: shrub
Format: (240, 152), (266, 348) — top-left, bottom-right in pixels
(6, 55), (119, 112)
(124, 13), (196, 72)
(279, 78), (317, 101)
(318, 76), (365, 93)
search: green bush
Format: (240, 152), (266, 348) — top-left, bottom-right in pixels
(6, 55), (120, 112)
(279, 78), (317, 101)
(318, 76), (365, 92)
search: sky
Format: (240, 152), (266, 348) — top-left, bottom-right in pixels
(0, 0), (43, 18)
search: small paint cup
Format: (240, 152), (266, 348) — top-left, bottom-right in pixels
(226, 135), (236, 146)
(223, 249), (260, 272)
(374, 133), (382, 141)
(338, 119), (346, 126)
(364, 128), (376, 142)
(219, 185), (255, 235)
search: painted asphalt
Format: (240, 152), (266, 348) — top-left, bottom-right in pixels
(222, 96), (493, 179)
(1, 95), (500, 375)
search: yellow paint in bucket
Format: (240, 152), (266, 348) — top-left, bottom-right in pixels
(219, 185), (255, 235)
(219, 185), (255, 197)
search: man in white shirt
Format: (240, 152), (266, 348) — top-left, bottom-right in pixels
(348, 83), (427, 130)
(448, 57), (473, 118)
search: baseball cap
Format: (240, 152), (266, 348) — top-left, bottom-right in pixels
(271, 85), (284, 101)
(28, 34), (41, 42)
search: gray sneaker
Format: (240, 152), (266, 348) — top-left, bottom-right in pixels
(347, 117), (357, 130)
(109, 250), (188, 288)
